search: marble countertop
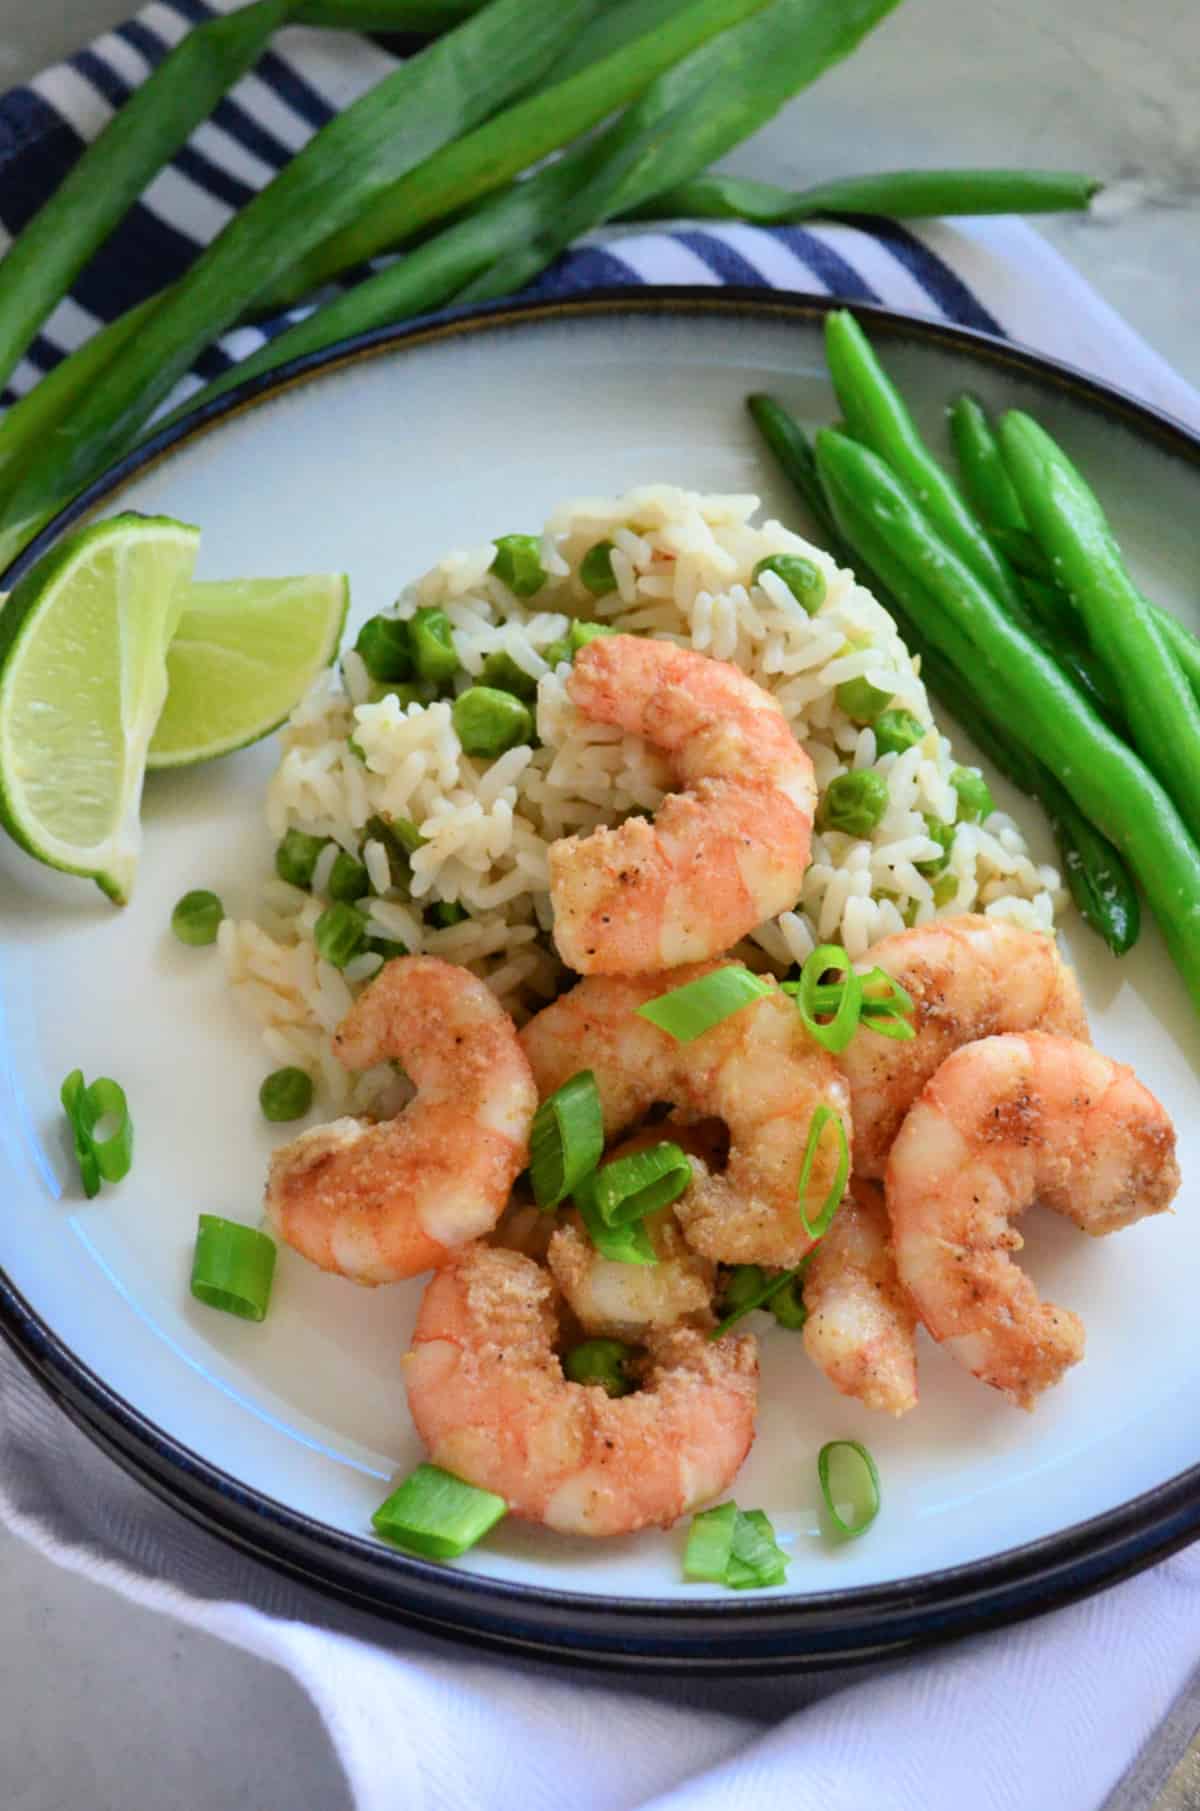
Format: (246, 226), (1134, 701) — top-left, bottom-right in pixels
(0, 1), (1196, 1807)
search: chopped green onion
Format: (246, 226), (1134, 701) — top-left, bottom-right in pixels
(725, 1507), (789, 1590)
(563, 1337), (636, 1397)
(769, 1273), (807, 1331)
(490, 533), (547, 598)
(259, 1067), (314, 1124)
(355, 614), (413, 683)
(574, 1170), (657, 1266)
(932, 873), (959, 909)
(873, 708), (926, 757)
(190, 1215), (277, 1322)
(328, 851), (370, 903)
(797, 1107), (849, 1242)
(171, 889), (224, 947)
(789, 943), (863, 1054)
(720, 1264), (766, 1317)
(427, 901), (469, 928)
(856, 967), (917, 1042)
(313, 902), (368, 969)
(579, 540), (617, 596)
(452, 685), (534, 756)
(950, 765), (995, 823)
(752, 552), (826, 613)
(529, 1070), (604, 1209)
(275, 828), (329, 891)
(637, 967), (772, 1042)
(479, 649), (538, 700)
(710, 1259), (809, 1339)
(60, 1070), (134, 1199)
(371, 1462), (507, 1559)
(683, 1501), (738, 1582)
(817, 1439), (881, 1540)
(589, 1141), (691, 1227)
(410, 606), (459, 685)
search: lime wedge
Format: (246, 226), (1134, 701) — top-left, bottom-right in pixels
(0, 513), (199, 903)
(148, 573), (348, 769)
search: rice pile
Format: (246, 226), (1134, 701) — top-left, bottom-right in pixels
(220, 486), (1064, 1109)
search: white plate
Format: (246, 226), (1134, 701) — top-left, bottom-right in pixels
(2, 292), (1197, 1668)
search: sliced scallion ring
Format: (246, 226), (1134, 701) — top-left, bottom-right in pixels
(590, 1141), (691, 1228)
(797, 1107), (850, 1242)
(529, 1070), (604, 1210)
(709, 1258), (810, 1340)
(371, 1462), (507, 1560)
(636, 967), (772, 1043)
(857, 966), (917, 1041)
(817, 1439), (881, 1540)
(60, 1068), (133, 1198)
(190, 1216), (277, 1322)
(683, 1501), (738, 1583)
(574, 1170), (657, 1266)
(791, 943), (863, 1053)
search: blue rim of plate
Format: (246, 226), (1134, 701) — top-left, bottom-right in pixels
(2, 287), (1198, 1671)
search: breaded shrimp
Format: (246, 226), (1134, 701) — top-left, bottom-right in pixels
(521, 960), (851, 1269)
(265, 956), (537, 1284)
(843, 916), (1087, 1179)
(549, 636), (816, 973)
(887, 1032), (1179, 1409)
(547, 1126), (721, 1337)
(801, 1179), (918, 1418)
(405, 1244), (758, 1536)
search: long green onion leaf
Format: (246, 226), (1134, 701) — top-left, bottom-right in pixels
(190, 1216), (277, 1321)
(797, 1107), (849, 1242)
(637, 968), (772, 1042)
(297, 0), (481, 23)
(0, 0), (600, 554)
(789, 942), (863, 1053)
(372, 1462), (507, 1559)
(590, 1142), (692, 1228)
(625, 166), (1101, 226)
(818, 1439), (881, 1540)
(726, 1508), (789, 1589)
(574, 1170), (658, 1266)
(710, 1259), (809, 1339)
(529, 1071), (604, 1210)
(683, 1501), (739, 1582)
(60, 1070), (134, 1198)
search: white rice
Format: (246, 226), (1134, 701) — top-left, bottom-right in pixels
(222, 486), (1065, 1108)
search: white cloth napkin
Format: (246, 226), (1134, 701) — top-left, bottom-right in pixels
(3, 14), (1200, 1808)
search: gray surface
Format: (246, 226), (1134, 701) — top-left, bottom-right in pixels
(0, 1), (1198, 1809)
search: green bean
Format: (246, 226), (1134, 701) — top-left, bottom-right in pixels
(949, 393), (1027, 533)
(824, 311), (1026, 616)
(814, 432), (1200, 995)
(1000, 412), (1200, 849)
(748, 394), (849, 555)
(625, 166), (1101, 225)
(0, 0), (602, 550)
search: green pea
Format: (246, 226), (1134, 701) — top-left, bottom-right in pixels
(453, 685), (534, 757)
(490, 533), (546, 598)
(374, 681), (431, 710)
(354, 614), (412, 683)
(721, 1265), (766, 1315)
(542, 637), (571, 669)
(427, 901), (468, 928)
(410, 606), (458, 685)
(274, 828), (328, 891)
(328, 851), (369, 903)
(171, 888), (224, 947)
(916, 815), (956, 877)
(873, 709), (926, 757)
(932, 873), (959, 909)
(770, 1275), (807, 1331)
(313, 902), (368, 969)
(367, 935), (408, 961)
(836, 675), (894, 724)
(815, 770), (889, 838)
(580, 540), (617, 596)
(364, 815), (418, 899)
(480, 649), (538, 700)
(752, 553), (826, 614)
(259, 1066), (313, 1123)
(562, 1338), (636, 1398)
(570, 619), (616, 653)
(951, 765), (995, 823)
(876, 888), (919, 929)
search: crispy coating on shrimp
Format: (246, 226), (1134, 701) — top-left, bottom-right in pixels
(843, 916), (1087, 1179)
(801, 1180), (918, 1417)
(521, 961), (850, 1269)
(886, 1032), (1179, 1409)
(265, 957), (536, 1284)
(549, 636), (816, 973)
(405, 1245), (758, 1536)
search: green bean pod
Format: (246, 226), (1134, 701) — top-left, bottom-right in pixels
(999, 412), (1200, 850)
(948, 393), (1027, 532)
(746, 394), (850, 557)
(814, 428), (1200, 1007)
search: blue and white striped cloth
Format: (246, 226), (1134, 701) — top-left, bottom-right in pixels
(3, 8), (1200, 1811)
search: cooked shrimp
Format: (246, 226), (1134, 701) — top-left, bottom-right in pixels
(549, 636), (816, 973)
(265, 956), (537, 1284)
(547, 1126), (721, 1337)
(843, 916), (1087, 1179)
(405, 1244), (758, 1536)
(887, 1032), (1179, 1409)
(521, 960), (851, 1269)
(801, 1180), (918, 1417)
